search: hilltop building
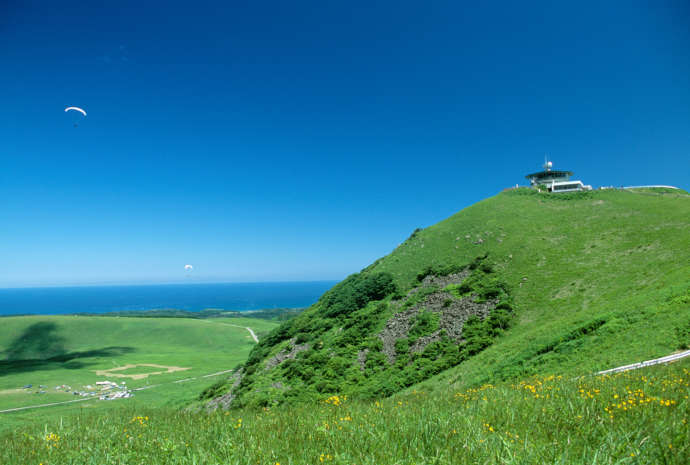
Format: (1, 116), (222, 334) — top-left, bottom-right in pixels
(526, 161), (592, 193)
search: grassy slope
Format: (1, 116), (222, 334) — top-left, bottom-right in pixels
(1, 188), (689, 464)
(372, 189), (690, 388)
(2, 358), (688, 464)
(229, 189), (689, 407)
(0, 316), (277, 431)
(367, 189), (690, 383)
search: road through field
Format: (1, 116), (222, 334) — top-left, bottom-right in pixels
(220, 324), (259, 343)
(246, 327), (259, 343)
(202, 321), (259, 343)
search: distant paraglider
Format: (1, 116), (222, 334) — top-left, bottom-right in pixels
(64, 106), (87, 116)
(184, 264), (193, 271)
(65, 106), (87, 127)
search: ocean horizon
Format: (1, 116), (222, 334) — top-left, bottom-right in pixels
(0, 281), (338, 316)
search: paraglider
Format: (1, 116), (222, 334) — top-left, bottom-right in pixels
(184, 264), (193, 271)
(64, 106), (87, 116)
(65, 106), (86, 127)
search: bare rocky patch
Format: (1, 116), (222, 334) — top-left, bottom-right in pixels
(375, 272), (497, 364)
(357, 348), (369, 371)
(265, 339), (310, 370)
(206, 368), (243, 411)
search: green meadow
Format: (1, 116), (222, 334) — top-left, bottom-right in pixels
(0, 315), (278, 431)
(1, 358), (687, 464)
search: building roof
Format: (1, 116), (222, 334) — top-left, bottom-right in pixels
(525, 170), (573, 180)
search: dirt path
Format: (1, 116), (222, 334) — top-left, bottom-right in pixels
(245, 327), (259, 343)
(220, 323), (259, 343)
(203, 321), (259, 343)
(0, 397), (94, 413)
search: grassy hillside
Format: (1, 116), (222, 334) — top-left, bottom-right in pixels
(383, 188), (690, 390)
(2, 358), (687, 464)
(211, 188), (690, 408)
(0, 316), (277, 431)
(1, 188), (688, 464)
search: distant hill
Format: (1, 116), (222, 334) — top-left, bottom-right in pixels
(207, 188), (690, 409)
(72, 307), (304, 321)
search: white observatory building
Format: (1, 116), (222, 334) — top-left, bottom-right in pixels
(525, 161), (592, 193)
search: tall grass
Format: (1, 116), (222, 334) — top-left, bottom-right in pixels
(3, 359), (687, 464)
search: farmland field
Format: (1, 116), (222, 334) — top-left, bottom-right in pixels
(0, 315), (278, 432)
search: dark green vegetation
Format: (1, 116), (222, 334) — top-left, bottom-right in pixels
(2, 359), (688, 464)
(207, 188), (690, 409)
(225, 255), (513, 407)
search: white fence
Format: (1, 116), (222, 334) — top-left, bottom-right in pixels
(597, 350), (690, 375)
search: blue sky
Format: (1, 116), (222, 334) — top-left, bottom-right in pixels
(1, 1), (688, 287)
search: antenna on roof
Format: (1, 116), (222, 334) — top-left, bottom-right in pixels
(543, 154), (552, 171)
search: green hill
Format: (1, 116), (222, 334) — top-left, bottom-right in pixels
(209, 188), (690, 409)
(2, 188), (688, 465)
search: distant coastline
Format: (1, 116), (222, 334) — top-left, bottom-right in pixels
(63, 307), (306, 321)
(0, 281), (337, 317)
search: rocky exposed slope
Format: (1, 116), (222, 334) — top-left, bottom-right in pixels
(375, 272), (497, 364)
(207, 255), (511, 409)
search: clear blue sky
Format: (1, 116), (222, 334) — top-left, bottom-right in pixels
(1, 1), (688, 287)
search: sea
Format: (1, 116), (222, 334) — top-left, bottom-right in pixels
(0, 281), (338, 316)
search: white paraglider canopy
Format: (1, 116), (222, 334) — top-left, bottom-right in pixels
(184, 264), (193, 271)
(65, 106), (87, 116)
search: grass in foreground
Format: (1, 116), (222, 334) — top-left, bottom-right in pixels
(2, 358), (688, 465)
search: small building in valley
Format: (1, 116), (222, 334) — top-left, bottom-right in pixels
(525, 161), (592, 193)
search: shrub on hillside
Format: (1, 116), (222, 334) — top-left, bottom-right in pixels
(675, 322), (690, 350)
(461, 316), (495, 356)
(408, 310), (440, 340)
(258, 317), (297, 349)
(321, 272), (397, 318)
(416, 263), (465, 282)
(198, 379), (229, 401)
